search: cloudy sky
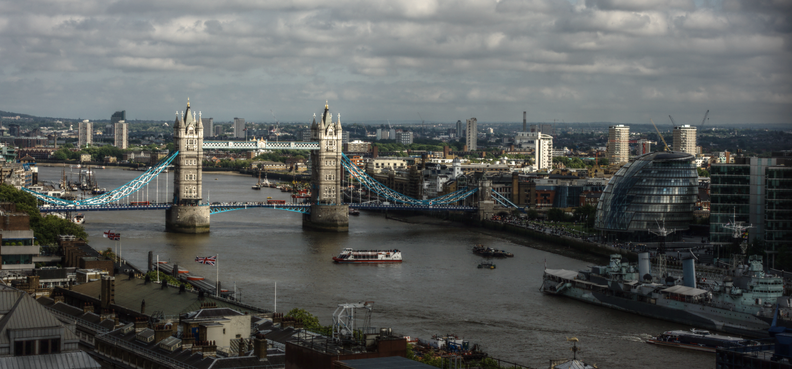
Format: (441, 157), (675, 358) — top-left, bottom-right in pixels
(1, 0), (790, 125)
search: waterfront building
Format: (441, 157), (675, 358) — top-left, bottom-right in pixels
(673, 125), (697, 155)
(422, 158), (462, 199)
(395, 131), (413, 145)
(710, 155), (792, 266)
(78, 120), (93, 147)
(456, 120), (464, 139)
(113, 120), (128, 149)
(607, 125), (630, 164)
(110, 110), (126, 124)
(366, 157), (415, 174)
(201, 117), (214, 138)
(595, 152), (698, 240)
(0, 202), (37, 270)
(0, 163), (33, 189)
(234, 117), (246, 138)
(466, 118), (477, 151)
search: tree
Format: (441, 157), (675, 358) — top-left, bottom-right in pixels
(547, 208), (569, 222)
(0, 184), (87, 245)
(698, 168), (710, 177)
(526, 209), (539, 220)
(285, 308), (322, 331)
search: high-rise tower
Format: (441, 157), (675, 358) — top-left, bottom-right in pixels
(608, 124), (630, 164)
(78, 120), (93, 148)
(114, 121), (128, 149)
(303, 102), (349, 232)
(466, 118), (478, 151)
(165, 99), (210, 233)
(673, 125), (697, 155)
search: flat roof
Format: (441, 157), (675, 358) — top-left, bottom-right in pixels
(336, 356), (436, 369)
(661, 285), (709, 297)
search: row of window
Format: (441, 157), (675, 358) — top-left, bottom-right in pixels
(14, 338), (60, 356)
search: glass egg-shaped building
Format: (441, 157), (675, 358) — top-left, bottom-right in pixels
(595, 152), (697, 238)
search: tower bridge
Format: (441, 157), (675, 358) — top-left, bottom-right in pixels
(24, 100), (518, 233)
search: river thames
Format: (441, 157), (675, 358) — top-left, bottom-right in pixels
(37, 165), (709, 368)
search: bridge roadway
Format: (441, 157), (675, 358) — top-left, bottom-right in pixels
(38, 202), (478, 213)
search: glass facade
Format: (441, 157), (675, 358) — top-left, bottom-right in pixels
(595, 152), (697, 234)
(709, 164), (751, 246)
(766, 166), (792, 252)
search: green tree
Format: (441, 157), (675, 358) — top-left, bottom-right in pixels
(526, 209), (539, 220)
(698, 168), (710, 177)
(0, 184), (87, 245)
(547, 208), (570, 222)
(285, 308), (322, 331)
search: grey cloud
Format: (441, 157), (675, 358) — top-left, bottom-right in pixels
(0, 0), (789, 124)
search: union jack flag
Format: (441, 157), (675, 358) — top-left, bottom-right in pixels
(103, 230), (112, 238)
(111, 233), (121, 241)
(195, 255), (217, 266)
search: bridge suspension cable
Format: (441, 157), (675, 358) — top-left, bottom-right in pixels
(340, 153), (478, 206)
(23, 151), (180, 206)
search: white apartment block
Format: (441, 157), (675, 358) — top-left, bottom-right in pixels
(607, 124), (630, 164)
(466, 118), (477, 151)
(673, 125), (697, 155)
(114, 121), (128, 149)
(78, 120), (93, 147)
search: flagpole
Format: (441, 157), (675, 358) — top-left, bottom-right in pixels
(156, 255), (160, 283)
(274, 282), (277, 313)
(216, 254), (219, 297)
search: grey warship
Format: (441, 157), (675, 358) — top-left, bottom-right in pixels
(541, 253), (792, 338)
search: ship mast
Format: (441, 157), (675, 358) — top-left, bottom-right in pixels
(649, 216), (675, 280)
(722, 207), (753, 268)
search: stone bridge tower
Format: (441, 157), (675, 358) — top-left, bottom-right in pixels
(166, 99), (210, 233)
(303, 102), (349, 232)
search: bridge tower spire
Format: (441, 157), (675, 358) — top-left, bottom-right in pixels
(303, 102), (349, 232)
(166, 99), (210, 233)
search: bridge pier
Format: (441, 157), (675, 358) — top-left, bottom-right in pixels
(477, 180), (495, 221)
(302, 102), (349, 232)
(166, 206), (210, 234)
(302, 204), (349, 232)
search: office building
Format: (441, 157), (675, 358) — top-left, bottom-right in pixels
(8, 124), (21, 137)
(456, 120), (464, 139)
(636, 139), (652, 155)
(233, 117), (246, 139)
(673, 125), (697, 155)
(345, 140), (371, 152)
(376, 128), (388, 140)
(301, 129), (312, 141)
(342, 131), (350, 144)
(595, 152), (697, 240)
(78, 120), (93, 147)
(395, 131), (413, 145)
(389, 128), (396, 142)
(214, 125), (223, 137)
(607, 124), (630, 164)
(111, 110), (126, 124)
(113, 121), (128, 149)
(201, 118), (213, 138)
(466, 118), (478, 151)
(710, 155), (792, 266)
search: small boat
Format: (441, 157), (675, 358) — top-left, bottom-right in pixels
(472, 244), (513, 258)
(333, 248), (402, 264)
(72, 213), (85, 224)
(646, 329), (753, 353)
(252, 172), (263, 190)
(349, 208), (360, 216)
(478, 261), (496, 269)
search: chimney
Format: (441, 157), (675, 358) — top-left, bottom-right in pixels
(523, 111), (527, 132)
(372, 145), (379, 159)
(272, 312), (283, 323)
(203, 341), (217, 358)
(101, 275), (115, 309)
(141, 299), (146, 314)
(53, 293), (65, 303)
(254, 334), (268, 359)
(134, 317), (147, 333)
(154, 324), (173, 343)
(172, 264), (179, 277)
(191, 340), (203, 354)
(182, 330), (195, 349)
(443, 146), (450, 159)
(83, 302), (92, 313)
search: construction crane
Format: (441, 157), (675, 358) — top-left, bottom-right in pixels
(699, 109), (710, 129)
(417, 113), (425, 138)
(650, 118), (670, 151)
(668, 115), (677, 128)
(269, 110), (279, 142)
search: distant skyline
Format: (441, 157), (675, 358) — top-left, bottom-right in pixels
(1, 0), (790, 125)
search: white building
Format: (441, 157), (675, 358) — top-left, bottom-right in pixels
(78, 120), (93, 148)
(607, 124), (630, 164)
(179, 307), (251, 350)
(513, 131), (553, 171)
(466, 118), (477, 151)
(422, 158), (463, 199)
(395, 131), (413, 145)
(114, 121), (128, 150)
(673, 125), (697, 155)
(233, 117), (246, 138)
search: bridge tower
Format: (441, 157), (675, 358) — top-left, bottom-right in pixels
(477, 180), (495, 221)
(166, 99), (210, 233)
(303, 102), (349, 232)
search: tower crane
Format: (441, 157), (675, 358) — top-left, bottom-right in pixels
(699, 110), (710, 129)
(269, 110), (279, 142)
(650, 118), (670, 152)
(668, 115), (677, 128)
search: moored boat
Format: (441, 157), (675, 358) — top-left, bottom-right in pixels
(333, 248), (402, 264)
(72, 213), (85, 224)
(646, 328), (753, 353)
